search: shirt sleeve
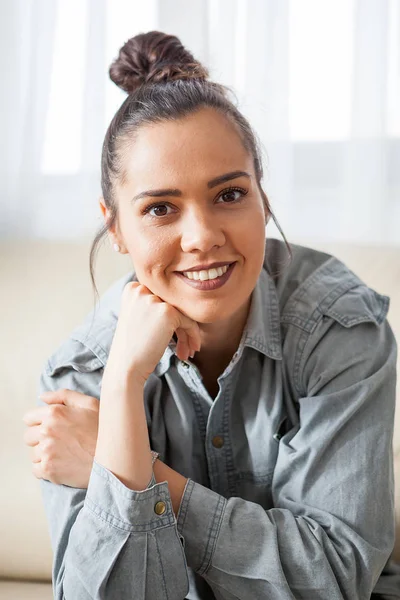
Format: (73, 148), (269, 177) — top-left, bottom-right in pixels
(176, 313), (398, 599)
(37, 341), (189, 600)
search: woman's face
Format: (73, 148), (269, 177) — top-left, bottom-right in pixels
(104, 107), (267, 324)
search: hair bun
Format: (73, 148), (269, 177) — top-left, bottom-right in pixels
(109, 30), (209, 94)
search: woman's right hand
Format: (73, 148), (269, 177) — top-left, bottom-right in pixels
(104, 282), (202, 386)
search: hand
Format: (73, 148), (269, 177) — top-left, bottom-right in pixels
(105, 282), (202, 385)
(22, 389), (99, 488)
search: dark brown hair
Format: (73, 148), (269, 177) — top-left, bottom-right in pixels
(90, 30), (292, 304)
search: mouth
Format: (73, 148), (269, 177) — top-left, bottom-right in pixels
(175, 262), (236, 291)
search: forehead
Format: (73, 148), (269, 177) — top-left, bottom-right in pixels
(122, 107), (252, 187)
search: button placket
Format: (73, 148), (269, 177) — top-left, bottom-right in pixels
(204, 389), (224, 489)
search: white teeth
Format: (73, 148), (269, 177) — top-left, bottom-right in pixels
(182, 264), (230, 281)
(199, 270), (208, 281)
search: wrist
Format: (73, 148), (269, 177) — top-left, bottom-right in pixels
(153, 460), (188, 517)
(102, 368), (145, 396)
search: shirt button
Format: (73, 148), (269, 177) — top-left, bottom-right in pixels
(181, 361), (190, 369)
(212, 435), (224, 448)
(154, 501), (167, 515)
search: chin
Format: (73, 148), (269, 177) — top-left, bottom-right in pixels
(177, 300), (241, 325)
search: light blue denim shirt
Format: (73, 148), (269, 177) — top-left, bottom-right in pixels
(37, 238), (400, 599)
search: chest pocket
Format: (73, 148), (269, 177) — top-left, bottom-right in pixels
(232, 413), (293, 510)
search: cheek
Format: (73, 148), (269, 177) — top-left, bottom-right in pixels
(233, 211), (266, 257)
(128, 228), (176, 282)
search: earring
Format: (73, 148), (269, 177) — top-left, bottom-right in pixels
(113, 243), (121, 252)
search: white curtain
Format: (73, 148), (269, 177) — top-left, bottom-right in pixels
(1, 0), (399, 244)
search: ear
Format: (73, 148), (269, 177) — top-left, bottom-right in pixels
(99, 197), (128, 254)
(99, 197), (112, 229)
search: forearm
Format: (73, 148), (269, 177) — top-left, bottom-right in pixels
(94, 376), (188, 513)
(94, 376), (153, 491)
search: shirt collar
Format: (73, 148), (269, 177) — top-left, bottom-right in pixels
(236, 266), (282, 362)
(155, 266), (282, 376)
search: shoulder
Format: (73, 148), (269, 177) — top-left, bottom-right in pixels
(266, 240), (397, 410)
(264, 239), (396, 400)
(264, 238), (390, 332)
(43, 270), (137, 378)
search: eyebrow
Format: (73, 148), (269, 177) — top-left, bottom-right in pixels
(130, 170), (251, 203)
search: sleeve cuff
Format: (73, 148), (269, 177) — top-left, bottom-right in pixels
(85, 458), (175, 532)
(176, 479), (227, 574)
(147, 470), (157, 488)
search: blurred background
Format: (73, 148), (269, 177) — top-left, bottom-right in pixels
(0, 0), (399, 245)
(1, 1), (400, 595)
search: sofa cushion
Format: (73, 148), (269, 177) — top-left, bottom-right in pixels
(0, 580), (53, 599)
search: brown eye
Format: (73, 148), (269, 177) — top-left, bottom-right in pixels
(151, 205), (168, 216)
(144, 203), (174, 217)
(222, 191), (239, 202)
(216, 187), (247, 204)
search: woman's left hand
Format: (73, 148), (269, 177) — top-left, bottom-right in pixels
(22, 390), (99, 488)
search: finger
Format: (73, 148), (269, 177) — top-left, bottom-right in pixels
(183, 329), (199, 360)
(187, 334), (198, 358)
(188, 335), (199, 357)
(175, 328), (190, 361)
(39, 392), (66, 405)
(176, 326), (197, 358)
(23, 425), (41, 447)
(40, 389), (98, 410)
(22, 406), (50, 426)
(183, 330), (197, 360)
(175, 314), (202, 353)
(32, 461), (43, 479)
(31, 444), (42, 463)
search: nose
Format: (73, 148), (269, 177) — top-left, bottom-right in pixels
(180, 208), (226, 253)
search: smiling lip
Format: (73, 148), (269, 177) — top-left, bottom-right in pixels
(175, 262), (236, 291)
(176, 261), (233, 273)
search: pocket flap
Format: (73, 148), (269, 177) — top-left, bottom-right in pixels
(321, 285), (390, 328)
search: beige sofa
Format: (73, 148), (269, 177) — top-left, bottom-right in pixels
(1, 238), (399, 598)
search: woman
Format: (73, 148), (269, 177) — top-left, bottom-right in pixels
(23, 31), (400, 599)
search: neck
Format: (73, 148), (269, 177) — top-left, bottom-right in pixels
(192, 295), (252, 374)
